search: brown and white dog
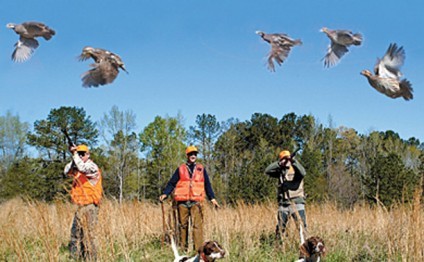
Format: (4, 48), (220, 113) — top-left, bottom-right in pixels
(171, 236), (226, 262)
(296, 226), (326, 262)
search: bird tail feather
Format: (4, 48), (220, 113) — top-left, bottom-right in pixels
(400, 79), (413, 101)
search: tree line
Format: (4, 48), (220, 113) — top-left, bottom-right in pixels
(0, 106), (423, 207)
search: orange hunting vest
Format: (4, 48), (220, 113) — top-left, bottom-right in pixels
(174, 163), (205, 202)
(71, 170), (103, 206)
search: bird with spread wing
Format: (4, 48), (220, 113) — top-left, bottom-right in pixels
(361, 43), (413, 101)
(321, 27), (362, 68)
(6, 21), (55, 62)
(78, 46), (128, 88)
(256, 31), (302, 72)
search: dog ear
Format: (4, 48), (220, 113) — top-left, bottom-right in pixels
(299, 242), (311, 258)
(308, 238), (317, 252)
(201, 241), (212, 255)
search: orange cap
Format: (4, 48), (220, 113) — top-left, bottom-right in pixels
(278, 150), (290, 160)
(185, 145), (198, 155)
(76, 144), (89, 152)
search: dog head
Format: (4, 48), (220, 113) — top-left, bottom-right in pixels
(299, 236), (326, 261)
(199, 240), (226, 261)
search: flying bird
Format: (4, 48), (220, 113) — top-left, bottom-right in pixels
(360, 43), (413, 101)
(79, 46), (128, 88)
(256, 31), (302, 72)
(321, 27), (362, 68)
(6, 21), (55, 62)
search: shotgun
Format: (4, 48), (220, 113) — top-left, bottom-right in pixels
(161, 201), (167, 248)
(62, 129), (75, 147)
(290, 147), (301, 158)
(62, 129), (77, 174)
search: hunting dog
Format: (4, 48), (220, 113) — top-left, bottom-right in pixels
(296, 225), (326, 262)
(171, 236), (226, 262)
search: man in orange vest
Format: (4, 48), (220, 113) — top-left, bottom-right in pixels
(64, 144), (102, 260)
(159, 145), (220, 252)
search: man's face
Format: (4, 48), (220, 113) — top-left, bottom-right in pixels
(78, 151), (90, 163)
(187, 152), (197, 163)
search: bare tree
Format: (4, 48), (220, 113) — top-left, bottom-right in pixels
(99, 105), (139, 203)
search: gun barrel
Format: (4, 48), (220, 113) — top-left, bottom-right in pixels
(290, 147), (301, 158)
(62, 129), (75, 147)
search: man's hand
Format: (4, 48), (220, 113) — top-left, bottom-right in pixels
(278, 157), (292, 168)
(211, 199), (220, 208)
(159, 194), (167, 202)
(69, 145), (78, 154)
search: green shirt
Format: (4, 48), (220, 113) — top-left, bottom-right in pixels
(265, 159), (306, 205)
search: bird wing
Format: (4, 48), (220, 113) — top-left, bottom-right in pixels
(271, 33), (291, 44)
(102, 61), (120, 84)
(19, 22), (55, 40)
(21, 22), (46, 36)
(334, 30), (354, 43)
(273, 44), (290, 63)
(376, 43), (405, 79)
(267, 43), (291, 72)
(323, 42), (348, 68)
(81, 63), (104, 88)
(92, 48), (113, 62)
(267, 33), (299, 71)
(78, 47), (110, 62)
(11, 37), (39, 62)
(266, 55), (276, 72)
(333, 30), (362, 46)
(271, 33), (302, 46)
(81, 60), (119, 87)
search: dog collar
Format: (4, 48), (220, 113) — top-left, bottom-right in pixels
(201, 253), (209, 262)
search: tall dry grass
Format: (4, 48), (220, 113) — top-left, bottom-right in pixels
(0, 192), (423, 261)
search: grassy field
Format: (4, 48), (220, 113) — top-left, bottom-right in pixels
(0, 192), (423, 261)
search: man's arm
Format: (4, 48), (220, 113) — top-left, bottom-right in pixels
(203, 168), (216, 200)
(292, 159), (306, 177)
(264, 161), (282, 178)
(64, 161), (74, 175)
(72, 153), (99, 178)
(204, 168), (220, 208)
(162, 168), (180, 196)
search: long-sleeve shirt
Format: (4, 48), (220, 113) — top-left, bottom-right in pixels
(64, 153), (100, 185)
(163, 162), (216, 201)
(265, 159), (306, 205)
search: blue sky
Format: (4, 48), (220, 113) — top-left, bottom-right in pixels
(1, 0), (423, 141)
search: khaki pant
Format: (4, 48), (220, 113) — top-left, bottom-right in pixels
(177, 202), (203, 251)
(69, 204), (99, 260)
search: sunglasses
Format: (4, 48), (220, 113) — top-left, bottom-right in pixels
(187, 152), (197, 156)
(77, 151), (87, 157)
